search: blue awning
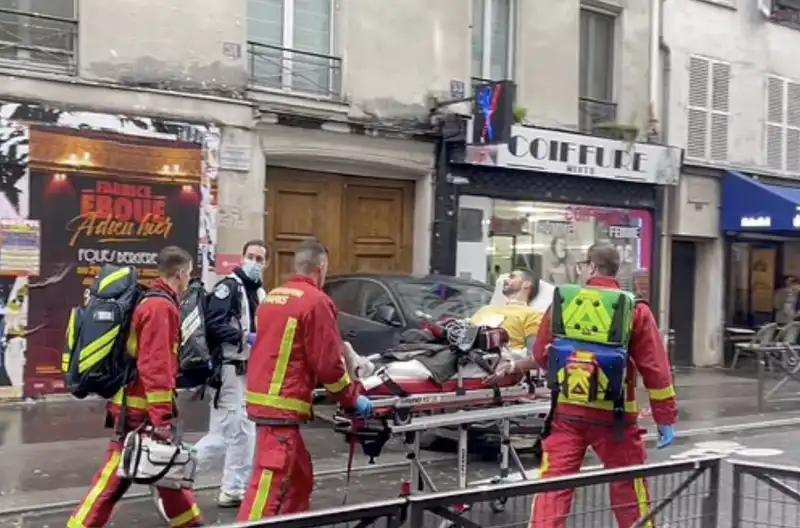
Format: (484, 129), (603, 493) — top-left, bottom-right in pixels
(721, 171), (800, 233)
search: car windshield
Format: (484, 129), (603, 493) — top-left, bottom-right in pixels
(391, 279), (493, 321)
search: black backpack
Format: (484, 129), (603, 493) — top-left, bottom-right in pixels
(62, 265), (169, 399)
(177, 278), (214, 388)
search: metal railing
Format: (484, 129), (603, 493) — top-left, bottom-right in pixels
(247, 41), (342, 98)
(232, 456), (723, 527)
(731, 459), (800, 527)
(579, 96), (617, 134)
(0, 8), (78, 74)
(223, 499), (406, 528)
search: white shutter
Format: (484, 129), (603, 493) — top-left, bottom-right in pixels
(687, 56), (730, 162)
(687, 56), (710, 159)
(787, 81), (800, 173)
(710, 61), (730, 161)
(766, 76), (785, 171)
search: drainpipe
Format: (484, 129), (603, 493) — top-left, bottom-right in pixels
(651, 0), (673, 346)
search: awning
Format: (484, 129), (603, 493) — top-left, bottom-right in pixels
(721, 171), (800, 233)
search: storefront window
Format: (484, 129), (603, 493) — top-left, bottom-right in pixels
(727, 241), (800, 327)
(457, 198), (654, 295)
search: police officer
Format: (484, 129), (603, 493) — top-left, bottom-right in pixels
(194, 240), (268, 508)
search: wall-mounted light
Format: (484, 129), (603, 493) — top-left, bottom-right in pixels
(63, 152), (92, 167)
(181, 184), (193, 192)
(161, 164), (183, 176)
(53, 173), (67, 182)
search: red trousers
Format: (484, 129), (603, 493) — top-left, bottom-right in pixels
(530, 418), (653, 528)
(67, 438), (203, 528)
(237, 425), (313, 521)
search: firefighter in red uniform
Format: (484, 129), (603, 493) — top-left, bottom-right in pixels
(239, 237), (373, 521)
(489, 243), (677, 528)
(68, 246), (203, 528)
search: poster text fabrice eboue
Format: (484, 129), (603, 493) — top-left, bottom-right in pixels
(70, 181), (178, 287)
(0, 102), (219, 399)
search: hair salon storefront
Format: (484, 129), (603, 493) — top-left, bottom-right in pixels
(430, 124), (683, 308)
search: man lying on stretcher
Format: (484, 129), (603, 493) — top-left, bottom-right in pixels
(342, 268), (555, 384)
(471, 268), (553, 356)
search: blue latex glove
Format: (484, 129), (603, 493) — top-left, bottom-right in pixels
(247, 332), (256, 347)
(354, 395), (374, 416)
(657, 424), (675, 449)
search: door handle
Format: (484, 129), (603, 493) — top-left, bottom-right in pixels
(345, 330), (358, 338)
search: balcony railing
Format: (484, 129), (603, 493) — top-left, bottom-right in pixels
(0, 8), (78, 74)
(247, 41), (342, 99)
(579, 96), (618, 133)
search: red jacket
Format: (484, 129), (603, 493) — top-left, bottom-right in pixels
(247, 275), (359, 423)
(107, 279), (180, 427)
(534, 276), (677, 426)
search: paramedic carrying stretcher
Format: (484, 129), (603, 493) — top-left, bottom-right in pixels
(68, 247), (203, 528)
(239, 237), (374, 521)
(489, 242), (677, 528)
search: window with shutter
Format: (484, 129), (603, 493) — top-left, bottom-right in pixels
(765, 75), (800, 174)
(687, 56), (731, 162)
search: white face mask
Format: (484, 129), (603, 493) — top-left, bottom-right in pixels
(242, 259), (263, 282)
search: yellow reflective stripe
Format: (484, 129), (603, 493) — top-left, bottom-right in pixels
(648, 385), (675, 401)
(68, 451), (121, 526)
(246, 391), (312, 415)
(61, 353), (71, 373)
(324, 372), (351, 394)
(170, 503), (201, 527)
(146, 391), (173, 405)
(77, 326), (121, 373)
(110, 390), (148, 410)
(98, 267), (130, 293)
(66, 309), (77, 349)
(634, 477), (653, 527)
(127, 332), (138, 356)
(248, 469), (274, 520)
(269, 317), (297, 396)
(557, 395), (639, 413)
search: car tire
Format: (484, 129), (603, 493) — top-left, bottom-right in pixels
(418, 430), (441, 450)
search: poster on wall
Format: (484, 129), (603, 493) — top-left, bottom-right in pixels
(0, 101), (220, 400)
(0, 123), (30, 400)
(750, 248), (776, 315)
(24, 128), (204, 396)
(0, 219), (40, 276)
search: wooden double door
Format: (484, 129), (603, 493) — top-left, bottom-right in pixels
(265, 167), (415, 289)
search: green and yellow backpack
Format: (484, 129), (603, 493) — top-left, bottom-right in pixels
(547, 283), (637, 414)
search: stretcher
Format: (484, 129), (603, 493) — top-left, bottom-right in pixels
(334, 398), (551, 528)
(330, 320), (552, 527)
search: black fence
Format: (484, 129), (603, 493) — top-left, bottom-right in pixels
(731, 459), (800, 527)
(247, 41), (342, 98)
(225, 456), (723, 527)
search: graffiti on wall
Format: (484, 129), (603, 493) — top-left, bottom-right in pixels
(0, 101), (219, 399)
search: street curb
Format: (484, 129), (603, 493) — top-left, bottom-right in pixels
(0, 454), (455, 518)
(4, 415), (800, 518)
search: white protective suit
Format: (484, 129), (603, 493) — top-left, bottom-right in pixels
(193, 274), (265, 501)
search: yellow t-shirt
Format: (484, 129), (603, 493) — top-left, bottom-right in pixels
(470, 304), (544, 351)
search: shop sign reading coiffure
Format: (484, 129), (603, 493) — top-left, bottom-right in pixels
(464, 124), (683, 186)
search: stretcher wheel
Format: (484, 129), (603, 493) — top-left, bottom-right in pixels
(490, 497), (507, 513)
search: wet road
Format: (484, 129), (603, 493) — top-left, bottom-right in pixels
(1, 426), (798, 527)
(1, 368), (800, 526)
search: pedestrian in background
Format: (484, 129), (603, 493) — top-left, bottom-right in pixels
(193, 240), (268, 508)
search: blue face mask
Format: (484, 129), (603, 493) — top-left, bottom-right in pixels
(242, 259), (263, 282)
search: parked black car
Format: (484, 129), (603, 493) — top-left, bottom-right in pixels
(323, 274), (493, 356)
